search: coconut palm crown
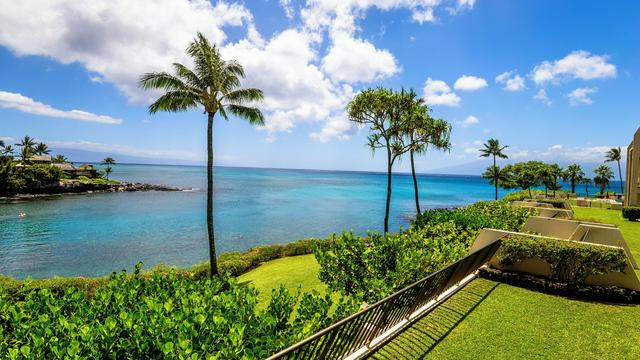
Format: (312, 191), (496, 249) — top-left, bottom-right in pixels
(479, 138), (509, 200)
(605, 146), (624, 195)
(139, 32), (264, 277)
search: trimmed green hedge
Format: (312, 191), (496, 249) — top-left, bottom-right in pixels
(497, 235), (627, 284)
(622, 206), (640, 221)
(533, 198), (571, 209)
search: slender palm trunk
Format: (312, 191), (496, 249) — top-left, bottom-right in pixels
(585, 182), (589, 197)
(410, 149), (421, 215)
(493, 155), (498, 200)
(617, 160), (623, 195)
(528, 188), (532, 198)
(207, 113), (218, 278)
(384, 146), (392, 234)
(571, 180), (576, 194)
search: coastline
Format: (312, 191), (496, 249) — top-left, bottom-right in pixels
(0, 180), (186, 201)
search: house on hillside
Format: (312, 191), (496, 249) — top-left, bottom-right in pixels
(27, 155), (53, 164)
(52, 163), (98, 178)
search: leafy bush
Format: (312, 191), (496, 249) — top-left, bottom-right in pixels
(413, 200), (535, 233)
(0, 264), (358, 359)
(314, 222), (475, 303)
(622, 206), (640, 221)
(0, 161), (62, 195)
(497, 235), (628, 284)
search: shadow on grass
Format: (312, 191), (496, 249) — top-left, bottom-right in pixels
(368, 279), (500, 360)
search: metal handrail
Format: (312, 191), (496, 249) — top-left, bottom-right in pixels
(267, 240), (502, 360)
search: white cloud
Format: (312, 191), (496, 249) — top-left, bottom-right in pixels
(310, 114), (354, 142)
(568, 87), (598, 106)
(423, 78), (461, 106)
(279, 0), (295, 19)
(412, 8), (437, 23)
(495, 71), (525, 91)
(0, 91), (122, 124)
(510, 144), (620, 163)
(532, 50), (616, 85)
(459, 115), (479, 128)
(453, 75), (487, 91)
(321, 33), (399, 83)
(447, 0), (476, 14)
(533, 89), (552, 106)
(0, 0), (254, 103)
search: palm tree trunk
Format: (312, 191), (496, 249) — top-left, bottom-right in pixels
(492, 155), (498, 200)
(528, 188), (532, 198)
(207, 112), (218, 278)
(384, 147), (392, 234)
(410, 149), (421, 215)
(618, 160), (623, 195)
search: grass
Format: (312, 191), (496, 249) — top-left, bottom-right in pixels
(237, 254), (327, 308)
(372, 206), (640, 359)
(372, 278), (640, 359)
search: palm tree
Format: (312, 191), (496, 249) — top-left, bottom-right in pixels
(482, 165), (510, 196)
(101, 157), (116, 180)
(2, 145), (14, 157)
(563, 164), (585, 194)
(479, 139), (508, 200)
(594, 164), (614, 196)
(139, 32), (264, 277)
(34, 142), (50, 155)
(16, 136), (36, 153)
(582, 177), (592, 197)
(605, 147), (623, 195)
(52, 154), (68, 163)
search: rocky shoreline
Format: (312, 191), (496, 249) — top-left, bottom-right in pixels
(0, 180), (186, 200)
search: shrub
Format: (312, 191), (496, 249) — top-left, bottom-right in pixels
(622, 206), (640, 221)
(314, 222), (475, 303)
(0, 263), (358, 359)
(497, 235), (628, 284)
(535, 198), (571, 209)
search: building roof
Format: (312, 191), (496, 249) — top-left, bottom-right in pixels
(76, 164), (96, 170)
(28, 154), (52, 162)
(53, 162), (76, 171)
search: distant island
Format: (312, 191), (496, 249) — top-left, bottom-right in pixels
(0, 136), (181, 199)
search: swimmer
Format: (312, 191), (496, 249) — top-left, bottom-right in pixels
(19, 212), (27, 218)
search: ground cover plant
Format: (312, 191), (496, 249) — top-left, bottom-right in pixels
(0, 264), (358, 359)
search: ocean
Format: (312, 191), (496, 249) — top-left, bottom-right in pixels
(0, 164), (621, 279)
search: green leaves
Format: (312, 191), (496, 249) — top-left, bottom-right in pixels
(0, 264), (354, 359)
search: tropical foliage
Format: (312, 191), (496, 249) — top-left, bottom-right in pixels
(593, 164), (614, 195)
(140, 32), (264, 277)
(314, 200), (534, 303)
(0, 158), (62, 195)
(605, 146), (624, 194)
(101, 157), (116, 180)
(563, 163), (585, 194)
(0, 264), (357, 359)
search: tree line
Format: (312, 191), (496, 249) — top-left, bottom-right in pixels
(480, 139), (624, 198)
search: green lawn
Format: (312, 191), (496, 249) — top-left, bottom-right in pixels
(237, 254), (327, 308)
(372, 278), (640, 359)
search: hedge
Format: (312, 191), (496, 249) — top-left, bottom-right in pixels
(534, 198), (572, 210)
(622, 206), (640, 221)
(497, 235), (627, 284)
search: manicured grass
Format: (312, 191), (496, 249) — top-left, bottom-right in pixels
(237, 254), (327, 307)
(373, 278), (640, 359)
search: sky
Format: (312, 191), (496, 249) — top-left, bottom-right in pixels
(1, 0), (639, 175)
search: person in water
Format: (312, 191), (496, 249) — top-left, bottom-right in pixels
(19, 212), (27, 218)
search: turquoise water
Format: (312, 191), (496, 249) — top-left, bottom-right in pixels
(0, 165), (617, 279)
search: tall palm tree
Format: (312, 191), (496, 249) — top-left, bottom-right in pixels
(2, 145), (14, 157)
(34, 142), (50, 155)
(52, 154), (68, 163)
(582, 176), (592, 197)
(479, 139), (508, 200)
(594, 164), (614, 196)
(605, 147), (623, 195)
(139, 32), (264, 277)
(482, 165), (509, 196)
(563, 163), (585, 194)
(101, 157), (116, 180)
(16, 136), (36, 153)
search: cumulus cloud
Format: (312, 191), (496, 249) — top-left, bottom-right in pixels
(0, 0), (254, 103)
(509, 144), (619, 163)
(459, 115), (479, 128)
(423, 78), (461, 106)
(454, 75), (487, 91)
(310, 114), (355, 142)
(568, 87), (598, 106)
(495, 71), (525, 91)
(532, 50), (616, 85)
(48, 140), (205, 161)
(0, 91), (122, 124)
(321, 33), (399, 83)
(0, 0), (476, 142)
(533, 89), (552, 106)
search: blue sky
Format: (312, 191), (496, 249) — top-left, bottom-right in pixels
(1, 0), (639, 174)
